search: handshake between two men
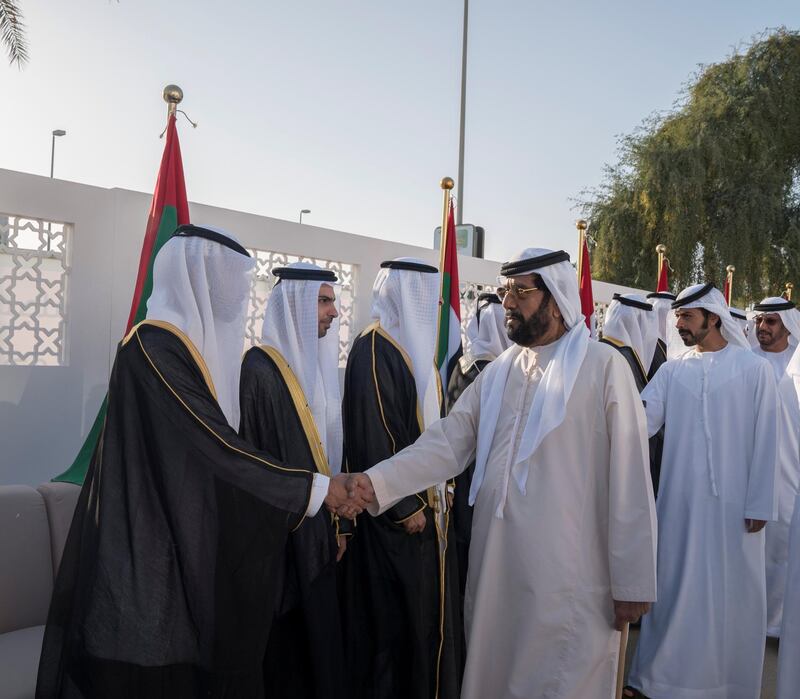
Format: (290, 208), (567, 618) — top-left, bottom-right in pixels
(323, 472), (376, 519)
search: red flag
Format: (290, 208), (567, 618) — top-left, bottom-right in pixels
(578, 236), (595, 335)
(55, 115), (189, 484)
(436, 199), (462, 387)
(722, 278), (730, 305)
(656, 259), (669, 293)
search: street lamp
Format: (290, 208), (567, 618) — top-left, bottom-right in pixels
(50, 129), (66, 178)
(299, 209), (311, 224)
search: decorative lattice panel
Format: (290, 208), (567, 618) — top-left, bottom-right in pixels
(0, 215), (71, 366)
(245, 248), (355, 367)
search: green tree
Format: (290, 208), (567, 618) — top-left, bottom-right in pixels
(1, 0), (28, 67)
(581, 28), (800, 305)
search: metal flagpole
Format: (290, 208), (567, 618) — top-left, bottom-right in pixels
(656, 243), (666, 284)
(456, 0), (468, 225)
(576, 219), (588, 282)
(726, 265), (735, 305)
(786, 282), (794, 301)
(615, 622), (630, 699)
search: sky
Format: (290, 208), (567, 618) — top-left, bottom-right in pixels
(3, 0), (800, 265)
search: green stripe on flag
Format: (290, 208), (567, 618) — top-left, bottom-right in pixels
(437, 271), (451, 368)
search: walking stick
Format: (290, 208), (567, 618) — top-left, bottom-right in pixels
(615, 622), (630, 699)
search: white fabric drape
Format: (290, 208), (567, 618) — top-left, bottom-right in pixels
(647, 293), (676, 344)
(146, 228), (255, 429)
(601, 294), (659, 370)
(466, 298), (512, 360)
(260, 262), (343, 473)
(370, 258), (440, 428)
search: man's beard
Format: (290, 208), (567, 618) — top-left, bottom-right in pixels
(506, 303), (552, 346)
(679, 317), (709, 346)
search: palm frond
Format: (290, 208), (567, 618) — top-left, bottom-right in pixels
(0, 0), (29, 68)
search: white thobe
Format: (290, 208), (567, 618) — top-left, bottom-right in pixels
(365, 339), (657, 699)
(753, 345), (800, 636)
(777, 492), (800, 698)
(629, 345), (779, 699)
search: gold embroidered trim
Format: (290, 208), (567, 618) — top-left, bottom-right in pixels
(601, 334), (648, 385)
(256, 345), (332, 478)
(134, 329), (310, 532)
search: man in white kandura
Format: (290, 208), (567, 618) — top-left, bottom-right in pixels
(750, 297), (800, 639)
(627, 283), (779, 699)
(777, 393), (800, 698)
(348, 248), (658, 699)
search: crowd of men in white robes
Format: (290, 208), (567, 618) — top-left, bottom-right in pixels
(35, 224), (800, 699)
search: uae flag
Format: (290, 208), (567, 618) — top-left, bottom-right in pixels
(436, 198), (462, 390)
(55, 114), (189, 484)
(578, 234), (595, 336)
(656, 257), (669, 292)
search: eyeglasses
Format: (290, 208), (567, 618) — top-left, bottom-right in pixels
(496, 281), (541, 301)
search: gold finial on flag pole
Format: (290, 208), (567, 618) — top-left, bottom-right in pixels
(786, 282), (794, 301)
(725, 265), (736, 304)
(576, 219), (588, 282)
(163, 84), (183, 117)
(439, 177), (455, 273)
(656, 243), (666, 279)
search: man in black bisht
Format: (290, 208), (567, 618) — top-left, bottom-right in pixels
(36, 226), (365, 699)
(341, 258), (463, 699)
(445, 291), (510, 601)
(239, 262), (348, 699)
(599, 292), (665, 494)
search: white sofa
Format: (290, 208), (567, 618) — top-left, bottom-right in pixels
(0, 483), (80, 699)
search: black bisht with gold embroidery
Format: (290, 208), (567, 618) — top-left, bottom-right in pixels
(239, 338), (345, 698)
(340, 320), (464, 699)
(36, 321), (313, 699)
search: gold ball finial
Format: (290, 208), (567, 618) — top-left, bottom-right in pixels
(787, 282), (794, 290)
(163, 84), (184, 105)
(440, 177), (455, 190)
(726, 264), (736, 274)
(576, 219), (588, 231)
(656, 243), (667, 254)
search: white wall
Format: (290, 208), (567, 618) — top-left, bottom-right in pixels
(0, 168), (644, 485)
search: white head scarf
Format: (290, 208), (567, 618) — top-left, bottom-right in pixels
(667, 283), (750, 359)
(370, 258), (441, 428)
(466, 293), (512, 360)
(146, 225), (255, 429)
(260, 262), (343, 473)
(646, 291), (676, 344)
(471, 248), (590, 517)
(601, 293), (659, 371)
(752, 297), (800, 348)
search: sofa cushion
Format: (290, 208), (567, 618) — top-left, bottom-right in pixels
(0, 624), (44, 699)
(0, 487), (53, 634)
(36, 482), (81, 578)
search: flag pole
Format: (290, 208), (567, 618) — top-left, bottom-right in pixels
(615, 622), (630, 699)
(576, 219), (588, 282)
(435, 177), (455, 373)
(725, 265), (735, 304)
(786, 282), (794, 301)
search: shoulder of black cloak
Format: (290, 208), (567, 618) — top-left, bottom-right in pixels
(446, 358), (483, 413)
(599, 335), (648, 393)
(37, 322), (316, 695)
(648, 338), (668, 381)
(343, 326), (427, 522)
(239, 346), (323, 473)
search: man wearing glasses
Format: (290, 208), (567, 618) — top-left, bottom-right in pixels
(346, 247), (657, 699)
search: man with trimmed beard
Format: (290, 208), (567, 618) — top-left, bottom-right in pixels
(750, 297), (800, 638)
(627, 283), (779, 699)
(346, 248), (658, 699)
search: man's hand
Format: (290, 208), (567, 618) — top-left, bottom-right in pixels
(613, 600), (651, 631)
(336, 535), (348, 562)
(346, 473), (375, 504)
(746, 518), (767, 533)
(402, 509), (427, 535)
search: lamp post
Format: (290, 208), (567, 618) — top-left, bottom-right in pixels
(299, 209), (311, 224)
(50, 130), (66, 178)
